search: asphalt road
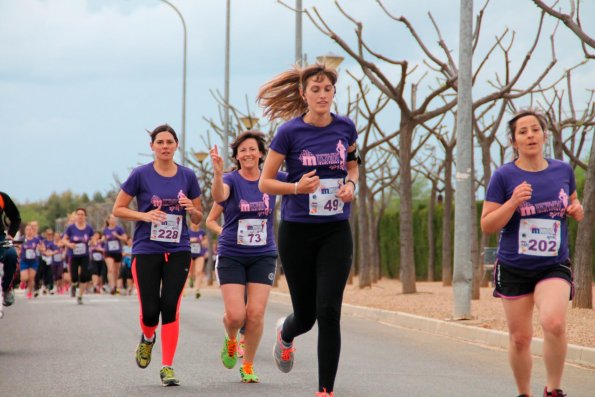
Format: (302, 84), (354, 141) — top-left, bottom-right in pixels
(1, 290), (594, 397)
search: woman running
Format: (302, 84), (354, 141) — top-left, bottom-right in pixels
(206, 131), (286, 384)
(63, 208), (94, 305)
(89, 232), (106, 293)
(112, 124), (202, 386)
(103, 214), (128, 295)
(481, 109), (584, 397)
(188, 222), (206, 299)
(19, 223), (42, 299)
(257, 63), (359, 397)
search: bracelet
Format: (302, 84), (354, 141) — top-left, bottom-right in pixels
(294, 182), (298, 195)
(346, 179), (356, 190)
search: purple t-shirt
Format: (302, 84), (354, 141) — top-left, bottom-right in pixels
(269, 114), (357, 223)
(20, 237), (41, 263)
(65, 224), (94, 258)
(103, 226), (125, 253)
(217, 170), (286, 257)
(485, 159), (576, 270)
(121, 162), (201, 255)
(189, 228), (206, 258)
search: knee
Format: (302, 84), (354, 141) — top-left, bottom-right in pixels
(509, 331), (533, 351)
(541, 316), (566, 338)
(224, 309), (246, 330)
(245, 307), (265, 327)
(317, 302), (341, 325)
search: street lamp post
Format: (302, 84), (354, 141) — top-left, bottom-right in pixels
(316, 52), (344, 69)
(239, 115), (259, 130)
(160, 0), (187, 166)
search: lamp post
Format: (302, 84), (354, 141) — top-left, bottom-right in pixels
(224, 0), (231, 169)
(316, 52), (344, 69)
(160, 0), (187, 166)
(240, 115), (259, 130)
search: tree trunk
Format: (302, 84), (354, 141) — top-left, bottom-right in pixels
(572, 139), (595, 308)
(480, 143), (493, 287)
(442, 148), (454, 286)
(357, 162), (372, 288)
(399, 123), (417, 293)
(428, 183), (437, 281)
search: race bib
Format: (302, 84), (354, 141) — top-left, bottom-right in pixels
(42, 255), (52, 265)
(107, 240), (120, 251)
(53, 253), (63, 262)
(150, 214), (182, 243)
(92, 252), (103, 261)
(518, 218), (561, 257)
(190, 243), (201, 254)
(25, 249), (36, 260)
(237, 219), (267, 246)
(309, 178), (344, 216)
(73, 243), (86, 256)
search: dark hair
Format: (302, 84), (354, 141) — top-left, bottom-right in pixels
(150, 124), (179, 143)
(230, 131), (267, 169)
(257, 63), (338, 121)
(75, 207), (87, 216)
(507, 109), (548, 143)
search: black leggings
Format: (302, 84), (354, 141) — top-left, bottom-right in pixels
(278, 220), (353, 393)
(132, 252), (190, 326)
(70, 256), (91, 283)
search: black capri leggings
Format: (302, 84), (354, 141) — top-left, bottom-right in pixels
(278, 220), (353, 393)
(70, 256), (91, 283)
(132, 251), (190, 326)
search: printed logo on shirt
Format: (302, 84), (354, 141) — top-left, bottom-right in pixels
(517, 188), (569, 218)
(299, 140), (347, 171)
(239, 193), (272, 216)
(151, 194), (181, 212)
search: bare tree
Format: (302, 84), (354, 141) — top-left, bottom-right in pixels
(532, 0), (595, 59)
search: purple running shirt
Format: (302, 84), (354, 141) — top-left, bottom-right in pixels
(120, 162), (201, 255)
(269, 114), (357, 223)
(485, 159), (576, 270)
(64, 224), (94, 258)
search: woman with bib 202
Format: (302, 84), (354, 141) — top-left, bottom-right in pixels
(113, 124), (203, 387)
(206, 131), (286, 384)
(257, 63), (358, 397)
(481, 109), (584, 397)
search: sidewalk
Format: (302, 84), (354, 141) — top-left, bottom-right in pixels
(267, 277), (595, 369)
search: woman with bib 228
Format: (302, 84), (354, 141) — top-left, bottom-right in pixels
(481, 110), (584, 397)
(113, 124), (202, 387)
(206, 131), (286, 384)
(257, 63), (358, 397)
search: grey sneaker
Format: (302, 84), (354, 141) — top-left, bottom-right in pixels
(2, 289), (15, 306)
(160, 366), (180, 386)
(273, 317), (295, 373)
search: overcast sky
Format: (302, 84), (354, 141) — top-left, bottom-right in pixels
(1, 0), (593, 203)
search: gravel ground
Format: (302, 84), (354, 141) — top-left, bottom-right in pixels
(273, 276), (595, 349)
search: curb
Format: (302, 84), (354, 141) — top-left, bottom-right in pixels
(269, 291), (595, 369)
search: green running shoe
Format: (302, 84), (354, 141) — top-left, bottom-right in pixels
(135, 333), (155, 369)
(239, 362), (260, 383)
(220, 335), (237, 369)
(160, 366), (180, 386)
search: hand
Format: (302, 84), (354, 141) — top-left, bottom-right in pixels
(510, 181), (532, 207)
(336, 181), (355, 203)
(178, 194), (196, 214)
(566, 201), (584, 221)
(210, 145), (224, 175)
(296, 169), (320, 194)
(145, 207), (167, 224)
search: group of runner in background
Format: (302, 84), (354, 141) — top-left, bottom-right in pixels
(4, 212), (209, 305)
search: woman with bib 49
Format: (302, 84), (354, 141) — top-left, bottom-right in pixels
(257, 63), (359, 397)
(113, 124), (203, 387)
(481, 109), (584, 397)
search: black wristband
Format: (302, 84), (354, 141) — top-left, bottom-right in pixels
(346, 179), (356, 189)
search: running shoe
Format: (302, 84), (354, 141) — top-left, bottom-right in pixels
(33, 289), (39, 298)
(26, 292), (33, 299)
(315, 389), (334, 397)
(135, 333), (156, 369)
(220, 335), (237, 369)
(159, 366), (180, 386)
(237, 337), (245, 358)
(2, 289), (14, 306)
(273, 317), (295, 373)
(76, 296), (83, 305)
(544, 387), (567, 397)
(239, 362), (260, 383)
(195, 290), (201, 299)
(70, 284), (77, 298)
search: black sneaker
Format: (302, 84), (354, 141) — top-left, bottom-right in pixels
(2, 289), (15, 306)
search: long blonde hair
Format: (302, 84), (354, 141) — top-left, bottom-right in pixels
(257, 63), (338, 121)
